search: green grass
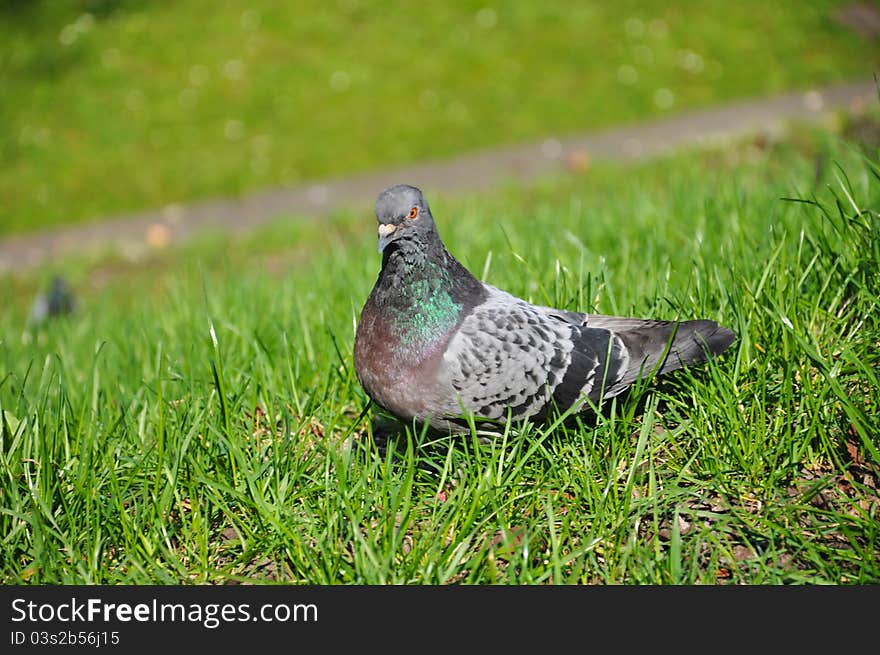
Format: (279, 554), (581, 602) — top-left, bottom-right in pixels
(1, 0), (878, 235)
(1, 121), (878, 584)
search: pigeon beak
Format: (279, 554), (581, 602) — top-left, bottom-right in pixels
(377, 223), (397, 253)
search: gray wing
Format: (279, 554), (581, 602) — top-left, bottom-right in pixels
(537, 306), (734, 394)
(440, 287), (625, 421)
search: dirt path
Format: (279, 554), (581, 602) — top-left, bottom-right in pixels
(1, 79), (875, 273)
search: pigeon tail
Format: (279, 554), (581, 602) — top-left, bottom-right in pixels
(586, 315), (735, 391)
(658, 319), (737, 375)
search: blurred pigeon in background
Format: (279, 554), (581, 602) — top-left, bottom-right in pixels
(28, 276), (76, 326)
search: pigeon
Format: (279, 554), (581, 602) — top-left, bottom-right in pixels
(27, 276), (76, 326)
(354, 184), (736, 434)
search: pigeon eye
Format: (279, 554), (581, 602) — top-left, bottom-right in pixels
(407, 206), (419, 220)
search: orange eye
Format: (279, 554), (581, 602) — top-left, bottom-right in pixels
(407, 206), (419, 220)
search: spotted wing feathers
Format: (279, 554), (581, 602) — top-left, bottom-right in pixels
(441, 288), (616, 421)
(439, 287), (735, 424)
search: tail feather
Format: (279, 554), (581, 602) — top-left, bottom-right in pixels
(584, 315), (736, 392)
(655, 319), (736, 375)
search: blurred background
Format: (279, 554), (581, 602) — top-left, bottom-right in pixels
(2, 0), (877, 235)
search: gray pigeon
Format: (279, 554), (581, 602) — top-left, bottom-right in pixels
(28, 276), (76, 326)
(354, 184), (735, 433)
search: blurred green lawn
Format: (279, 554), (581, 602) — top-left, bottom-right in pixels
(1, 0), (877, 236)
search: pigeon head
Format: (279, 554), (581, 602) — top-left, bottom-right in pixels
(374, 184), (438, 253)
